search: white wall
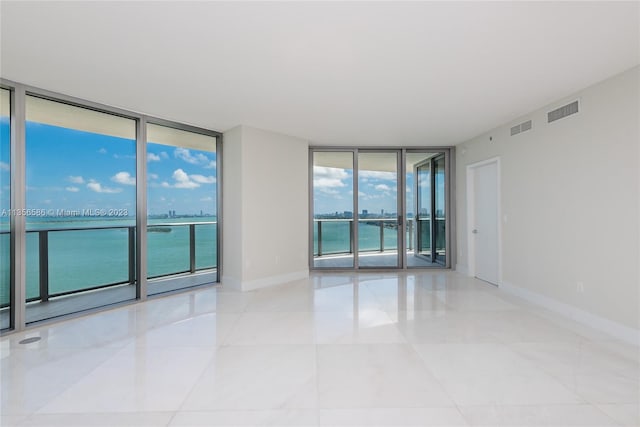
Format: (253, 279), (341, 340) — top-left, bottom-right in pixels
(222, 125), (309, 291)
(221, 125), (244, 287)
(456, 66), (640, 337)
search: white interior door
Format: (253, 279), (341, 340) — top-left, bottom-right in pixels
(472, 161), (499, 284)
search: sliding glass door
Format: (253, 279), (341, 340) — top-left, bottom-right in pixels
(311, 148), (451, 270)
(406, 153), (447, 267)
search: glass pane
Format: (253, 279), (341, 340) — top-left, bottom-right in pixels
(195, 223), (217, 270)
(313, 151), (354, 268)
(357, 152), (399, 268)
(0, 88), (10, 330)
(25, 96), (137, 324)
(434, 155), (446, 264)
(147, 225), (190, 278)
(147, 123), (217, 295)
(417, 164), (432, 255)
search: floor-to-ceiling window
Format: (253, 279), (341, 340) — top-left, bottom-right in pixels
(357, 151), (400, 268)
(0, 89), (11, 330)
(311, 148), (452, 270)
(0, 81), (222, 333)
(25, 96), (138, 323)
(146, 123), (219, 295)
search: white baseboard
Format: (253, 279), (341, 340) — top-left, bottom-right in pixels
(222, 270), (309, 292)
(220, 275), (242, 292)
(500, 281), (640, 346)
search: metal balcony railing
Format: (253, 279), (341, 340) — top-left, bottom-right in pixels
(314, 218), (418, 257)
(313, 217), (445, 258)
(0, 221), (216, 306)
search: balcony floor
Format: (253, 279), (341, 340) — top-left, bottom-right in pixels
(1, 270), (637, 426)
(314, 250), (442, 268)
(0, 271), (217, 326)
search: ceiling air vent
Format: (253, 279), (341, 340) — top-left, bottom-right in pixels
(510, 120), (532, 137)
(548, 100), (579, 123)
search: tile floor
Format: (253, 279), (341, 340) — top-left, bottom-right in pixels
(1, 271), (638, 426)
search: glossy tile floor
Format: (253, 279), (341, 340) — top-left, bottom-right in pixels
(1, 271), (638, 426)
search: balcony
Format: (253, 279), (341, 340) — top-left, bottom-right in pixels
(0, 221), (217, 325)
(313, 218), (445, 268)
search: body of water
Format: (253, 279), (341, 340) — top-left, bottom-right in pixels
(313, 220), (400, 255)
(313, 218), (444, 256)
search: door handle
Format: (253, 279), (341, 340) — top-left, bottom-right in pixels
(472, 229), (478, 234)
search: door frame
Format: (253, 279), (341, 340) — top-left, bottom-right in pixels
(413, 158), (432, 262)
(466, 157), (502, 284)
(432, 153), (447, 266)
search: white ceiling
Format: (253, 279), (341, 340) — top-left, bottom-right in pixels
(1, 1), (638, 146)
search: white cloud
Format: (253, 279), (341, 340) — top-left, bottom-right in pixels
(68, 175), (84, 184)
(205, 160), (216, 169)
(149, 173), (159, 180)
(172, 168), (200, 189)
(319, 188), (340, 195)
(200, 196), (213, 202)
(160, 151), (169, 159)
(313, 166), (348, 189)
(65, 186), (80, 192)
(87, 179), (122, 194)
(359, 170), (396, 180)
(148, 153), (161, 162)
(0, 161), (9, 171)
(375, 184), (391, 192)
(98, 148), (107, 154)
(190, 174), (216, 184)
(161, 169), (215, 189)
(111, 171), (136, 186)
(174, 148), (212, 167)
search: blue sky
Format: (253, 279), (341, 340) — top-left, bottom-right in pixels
(0, 121), (217, 217)
(313, 166), (400, 215)
(313, 165), (444, 217)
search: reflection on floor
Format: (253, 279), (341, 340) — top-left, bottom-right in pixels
(0, 271), (216, 326)
(2, 270), (638, 426)
(314, 251), (441, 268)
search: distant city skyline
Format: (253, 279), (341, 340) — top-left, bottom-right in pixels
(313, 166), (399, 215)
(313, 165), (444, 216)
